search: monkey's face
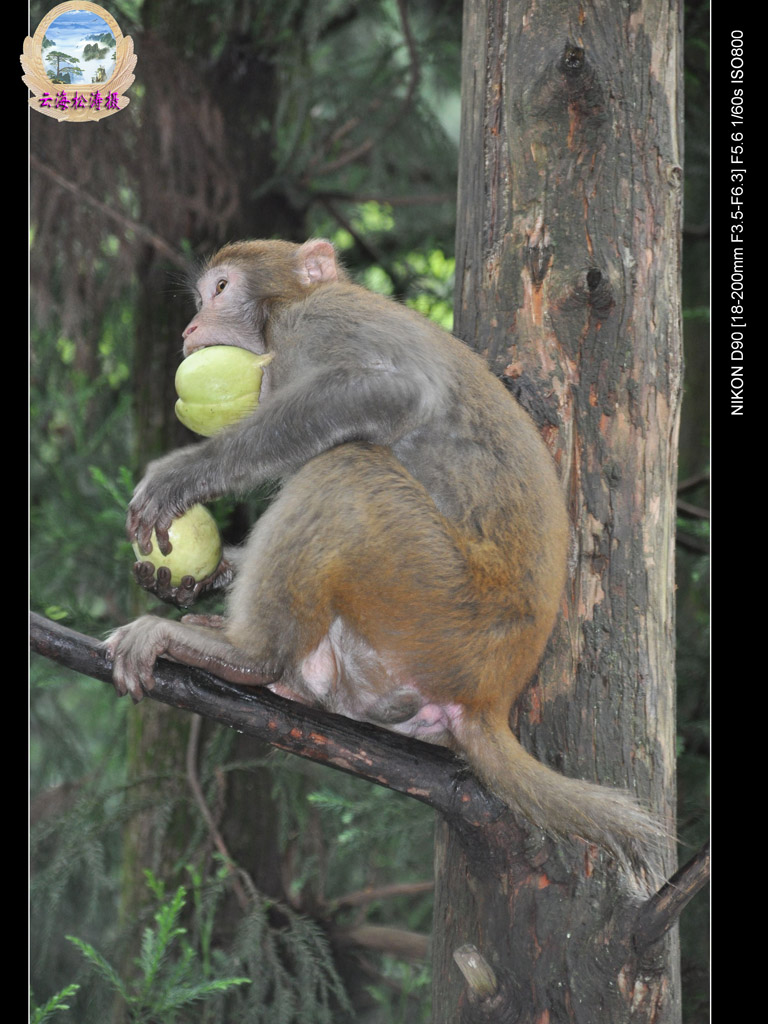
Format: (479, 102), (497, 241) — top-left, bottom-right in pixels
(183, 262), (269, 357)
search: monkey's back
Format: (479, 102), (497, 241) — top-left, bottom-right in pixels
(271, 279), (563, 524)
(263, 281), (569, 710)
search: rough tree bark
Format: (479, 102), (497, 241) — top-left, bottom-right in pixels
(431, 2), (683, 1022)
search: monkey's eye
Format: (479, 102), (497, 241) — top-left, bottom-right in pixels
(215, 278), (228, 295)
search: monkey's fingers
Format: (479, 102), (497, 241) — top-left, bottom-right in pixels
(171, 560), (236, 607)
(126, 508), (173, 557)
(131, 561), (181, 602)
(133, 559), (160, 590)
(126, 483), (176, 554)
(132, 559), (235, 608)
(131, 562), (201, 608)
(171, 575), (203, 607)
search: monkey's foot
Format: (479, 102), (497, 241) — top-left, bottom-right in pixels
(104, 614), (273, 702)
(132, 557), (236, 608)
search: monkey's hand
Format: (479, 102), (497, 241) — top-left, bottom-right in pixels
(132, 556), (236, 608)
(127, 448), (216, 556)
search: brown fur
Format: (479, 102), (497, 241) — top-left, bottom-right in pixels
(108, 239), (664, 888)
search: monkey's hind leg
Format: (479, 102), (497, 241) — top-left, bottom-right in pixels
(106, 615), (274, 702)
(222, 443), (482, 711)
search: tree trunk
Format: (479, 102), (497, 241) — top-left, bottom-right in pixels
(432, 2), (683, 1021)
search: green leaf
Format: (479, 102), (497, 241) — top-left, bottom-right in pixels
(30, 983), (80, 1024)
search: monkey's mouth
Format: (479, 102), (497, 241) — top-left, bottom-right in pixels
(183, 339), (270, 359)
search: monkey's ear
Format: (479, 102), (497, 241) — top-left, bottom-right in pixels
(296, 239), (339, 286)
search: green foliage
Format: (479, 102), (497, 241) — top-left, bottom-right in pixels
(366, 960), (432, 1024)
(30, 294), (136, 633)
(223, 892), (353, 1023)
(30, 685), (128, 986)
(402, 248), (455, 330)
(30, 693), (429, 1022)
(65, 872), (251, 1023)
(352, 202), (396, 234)
(304, 778), (433, 916)
(179, 860), (354, 1023)
(30, 985), (80, 1024)
(324, 199), (455, 331)
(268, 3), (459, 211)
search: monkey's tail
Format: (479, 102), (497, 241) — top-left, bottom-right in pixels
(459, 713), (670, 896)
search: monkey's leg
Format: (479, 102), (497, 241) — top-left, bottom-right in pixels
(221, 443), (487, 710)
(181, 613), (227, 628)
(106, 616), (274, 702)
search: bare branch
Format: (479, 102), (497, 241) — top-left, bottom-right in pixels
(677, 498), (710, 520)
(32, 611), (706, 933)
(676, 532), (709, 555)
(30, 613), (500, 826)
(30, 155), (188, 269)
(334, 880), (433, 910)
(185, 715), (255, 910)
(312, 190), (456, 207)
(338, 924), (429, 961)
(678, 472), (710, 495)
(633, 842), (710, 952)
(303, 0), (422, 182)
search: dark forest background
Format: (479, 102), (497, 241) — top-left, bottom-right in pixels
(29, 2), (709, 1022)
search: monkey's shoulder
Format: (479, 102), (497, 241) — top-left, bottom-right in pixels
(275, 279), (421, 335)
(272, 280), (494, 374)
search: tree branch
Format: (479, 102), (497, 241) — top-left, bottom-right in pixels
(30, 155), (188, 270)
(30, 613), (500, 826)
(334, 880), (433, 910)
(677, 472), (709, 495)
(32, 613), (709, 927)
(312, 189), (456, 207)
(632, 842), (710, 952)
(676, 498), (710, 520)
(676, 532), (710, 555)
(302, 0), (421, 182)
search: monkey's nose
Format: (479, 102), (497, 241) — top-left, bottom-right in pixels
(182, 324), (201, 356)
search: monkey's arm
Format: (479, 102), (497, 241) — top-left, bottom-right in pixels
(129, 366), (433, 554)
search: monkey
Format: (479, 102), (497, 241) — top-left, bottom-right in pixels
(107, 237), (664, 881)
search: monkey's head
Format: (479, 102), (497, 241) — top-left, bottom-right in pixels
(183, 239), (347, 357)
